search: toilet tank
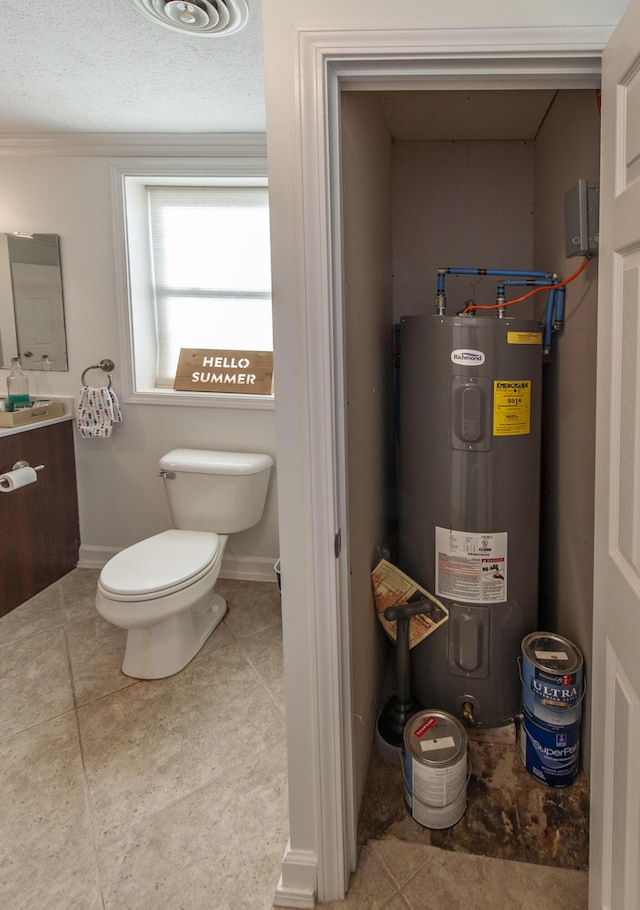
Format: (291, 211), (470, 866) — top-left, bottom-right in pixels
(159, 448), (273, 534)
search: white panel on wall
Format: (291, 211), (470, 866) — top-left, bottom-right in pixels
(624, 69), (640, 185)
(606, 649), (640, 909)
(618, 256), (640, 572)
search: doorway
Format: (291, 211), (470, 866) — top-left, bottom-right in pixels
(341, 82), (600, 865)
(268, 26), (610, 905)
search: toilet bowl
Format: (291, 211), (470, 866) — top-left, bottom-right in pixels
(96, 529), (227, 678)
(96, 448), (273, 679)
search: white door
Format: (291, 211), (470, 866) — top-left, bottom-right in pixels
(12, 263), (65, 366)
(591, 2), (640, 907)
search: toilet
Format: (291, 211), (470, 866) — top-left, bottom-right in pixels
(96, 448), (273, 679)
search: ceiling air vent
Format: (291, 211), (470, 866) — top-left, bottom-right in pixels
(130, 0), (249, 36)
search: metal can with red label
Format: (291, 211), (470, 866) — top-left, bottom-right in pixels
(402, 710), (468, 829)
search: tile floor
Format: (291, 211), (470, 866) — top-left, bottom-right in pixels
(1, 569), (590, 910)
(0, 569), (289, 910)
(318, 837), (589, 909)
(324, 738), (590, 909)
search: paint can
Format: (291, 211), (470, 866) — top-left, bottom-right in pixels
(403, 710), (468, 829)
(520, 632), (584, 727)
(520, 710), (580, 787)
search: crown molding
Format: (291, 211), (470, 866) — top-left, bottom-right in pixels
(0, 132), (267, 157)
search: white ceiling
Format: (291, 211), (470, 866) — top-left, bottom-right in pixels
(0, 2), (561, 140)
(0, 0), (267, 133)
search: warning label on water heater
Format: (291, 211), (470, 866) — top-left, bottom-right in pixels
(435, 528), (508, 603)
(493, 380), (531, 436)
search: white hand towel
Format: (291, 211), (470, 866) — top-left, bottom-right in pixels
(77, 386), (123, 438)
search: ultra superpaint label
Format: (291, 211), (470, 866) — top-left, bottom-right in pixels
(493, 380), (531, 436)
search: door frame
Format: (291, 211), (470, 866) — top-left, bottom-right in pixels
(275, 25), (613, 907)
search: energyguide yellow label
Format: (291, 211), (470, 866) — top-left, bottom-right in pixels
(493, 380), (531, 436)
(507, 332), (542, 345)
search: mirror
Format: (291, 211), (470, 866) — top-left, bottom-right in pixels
(0, 233), (69, 371)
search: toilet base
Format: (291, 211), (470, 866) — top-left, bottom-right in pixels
(122, 592), (227, 679)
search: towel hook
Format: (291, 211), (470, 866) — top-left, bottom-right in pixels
(81, 358), (115, 388)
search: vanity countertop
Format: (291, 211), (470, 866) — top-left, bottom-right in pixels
(0, 397), (75, 438)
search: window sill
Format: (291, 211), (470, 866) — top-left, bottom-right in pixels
(125, 388), (275, 410)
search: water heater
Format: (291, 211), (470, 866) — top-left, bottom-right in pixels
(398, 314), (543, 727)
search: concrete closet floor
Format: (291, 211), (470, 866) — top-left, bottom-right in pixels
(317, 678), (590, 909)
(359, 736), (590, 869)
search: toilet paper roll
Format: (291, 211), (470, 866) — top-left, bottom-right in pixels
(0, 465), (38, 492)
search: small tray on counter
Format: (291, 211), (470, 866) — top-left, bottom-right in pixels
(0, 400), (66, 428)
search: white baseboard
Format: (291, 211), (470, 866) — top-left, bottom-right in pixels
(77, 544), (278, 584)
(220, 554), (279, 582)
(77, 545), (118, 569)
(273, 843), (317, 909)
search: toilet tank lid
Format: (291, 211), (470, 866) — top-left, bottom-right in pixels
(160, 448), (273, 475)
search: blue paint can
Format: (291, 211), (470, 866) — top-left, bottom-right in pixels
(520, 710), (580, 787)
(520, 632), (584, 727)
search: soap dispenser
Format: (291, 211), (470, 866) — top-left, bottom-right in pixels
(6, 357), (30, 411)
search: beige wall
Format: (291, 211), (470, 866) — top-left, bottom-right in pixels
(534, 90), (601, 774)
(341, 92), (394, 809)
(392, 139), (535, 319)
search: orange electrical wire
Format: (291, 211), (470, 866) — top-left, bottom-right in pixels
(461, 256), (592, 314)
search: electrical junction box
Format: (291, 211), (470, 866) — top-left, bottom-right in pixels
(564, 179), (599, 258)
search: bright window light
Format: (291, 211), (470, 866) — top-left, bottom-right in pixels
(147, 185), (272, 388)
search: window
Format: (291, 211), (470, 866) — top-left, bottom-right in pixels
(148, 186), (272, 386)
(111, 155), (273, 409)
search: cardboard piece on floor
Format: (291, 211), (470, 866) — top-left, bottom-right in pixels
(371, 558), (449, 648)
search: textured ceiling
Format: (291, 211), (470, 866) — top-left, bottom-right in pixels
(0, 4), (575, 140)
(0, 0), (267, 133)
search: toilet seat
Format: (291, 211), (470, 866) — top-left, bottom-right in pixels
(99, 529), (221, 602)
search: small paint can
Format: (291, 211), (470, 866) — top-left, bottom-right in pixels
(403, 710), (468, 829)
(520, 632), (584, 726)
(520, 710), (580, 787)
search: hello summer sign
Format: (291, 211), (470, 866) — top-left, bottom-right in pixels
(173, 349), (274, 395)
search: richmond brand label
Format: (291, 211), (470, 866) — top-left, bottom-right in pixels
(451, 349), (485, 366)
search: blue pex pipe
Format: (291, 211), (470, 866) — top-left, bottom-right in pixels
(435, 267), (557, 318)
(554, 287), (566, 326)
(438, 267), (555, 280)
(502, 279), (556, 288)
(435, 268), (562, 354)
(543, 289), (556, 353)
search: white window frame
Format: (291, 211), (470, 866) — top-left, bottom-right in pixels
(110, 153), (274, 410)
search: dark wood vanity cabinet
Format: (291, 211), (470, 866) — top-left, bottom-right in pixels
(0, 420), (80, 617)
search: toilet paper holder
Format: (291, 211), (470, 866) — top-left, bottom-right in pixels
(12, 460), (45, 472)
